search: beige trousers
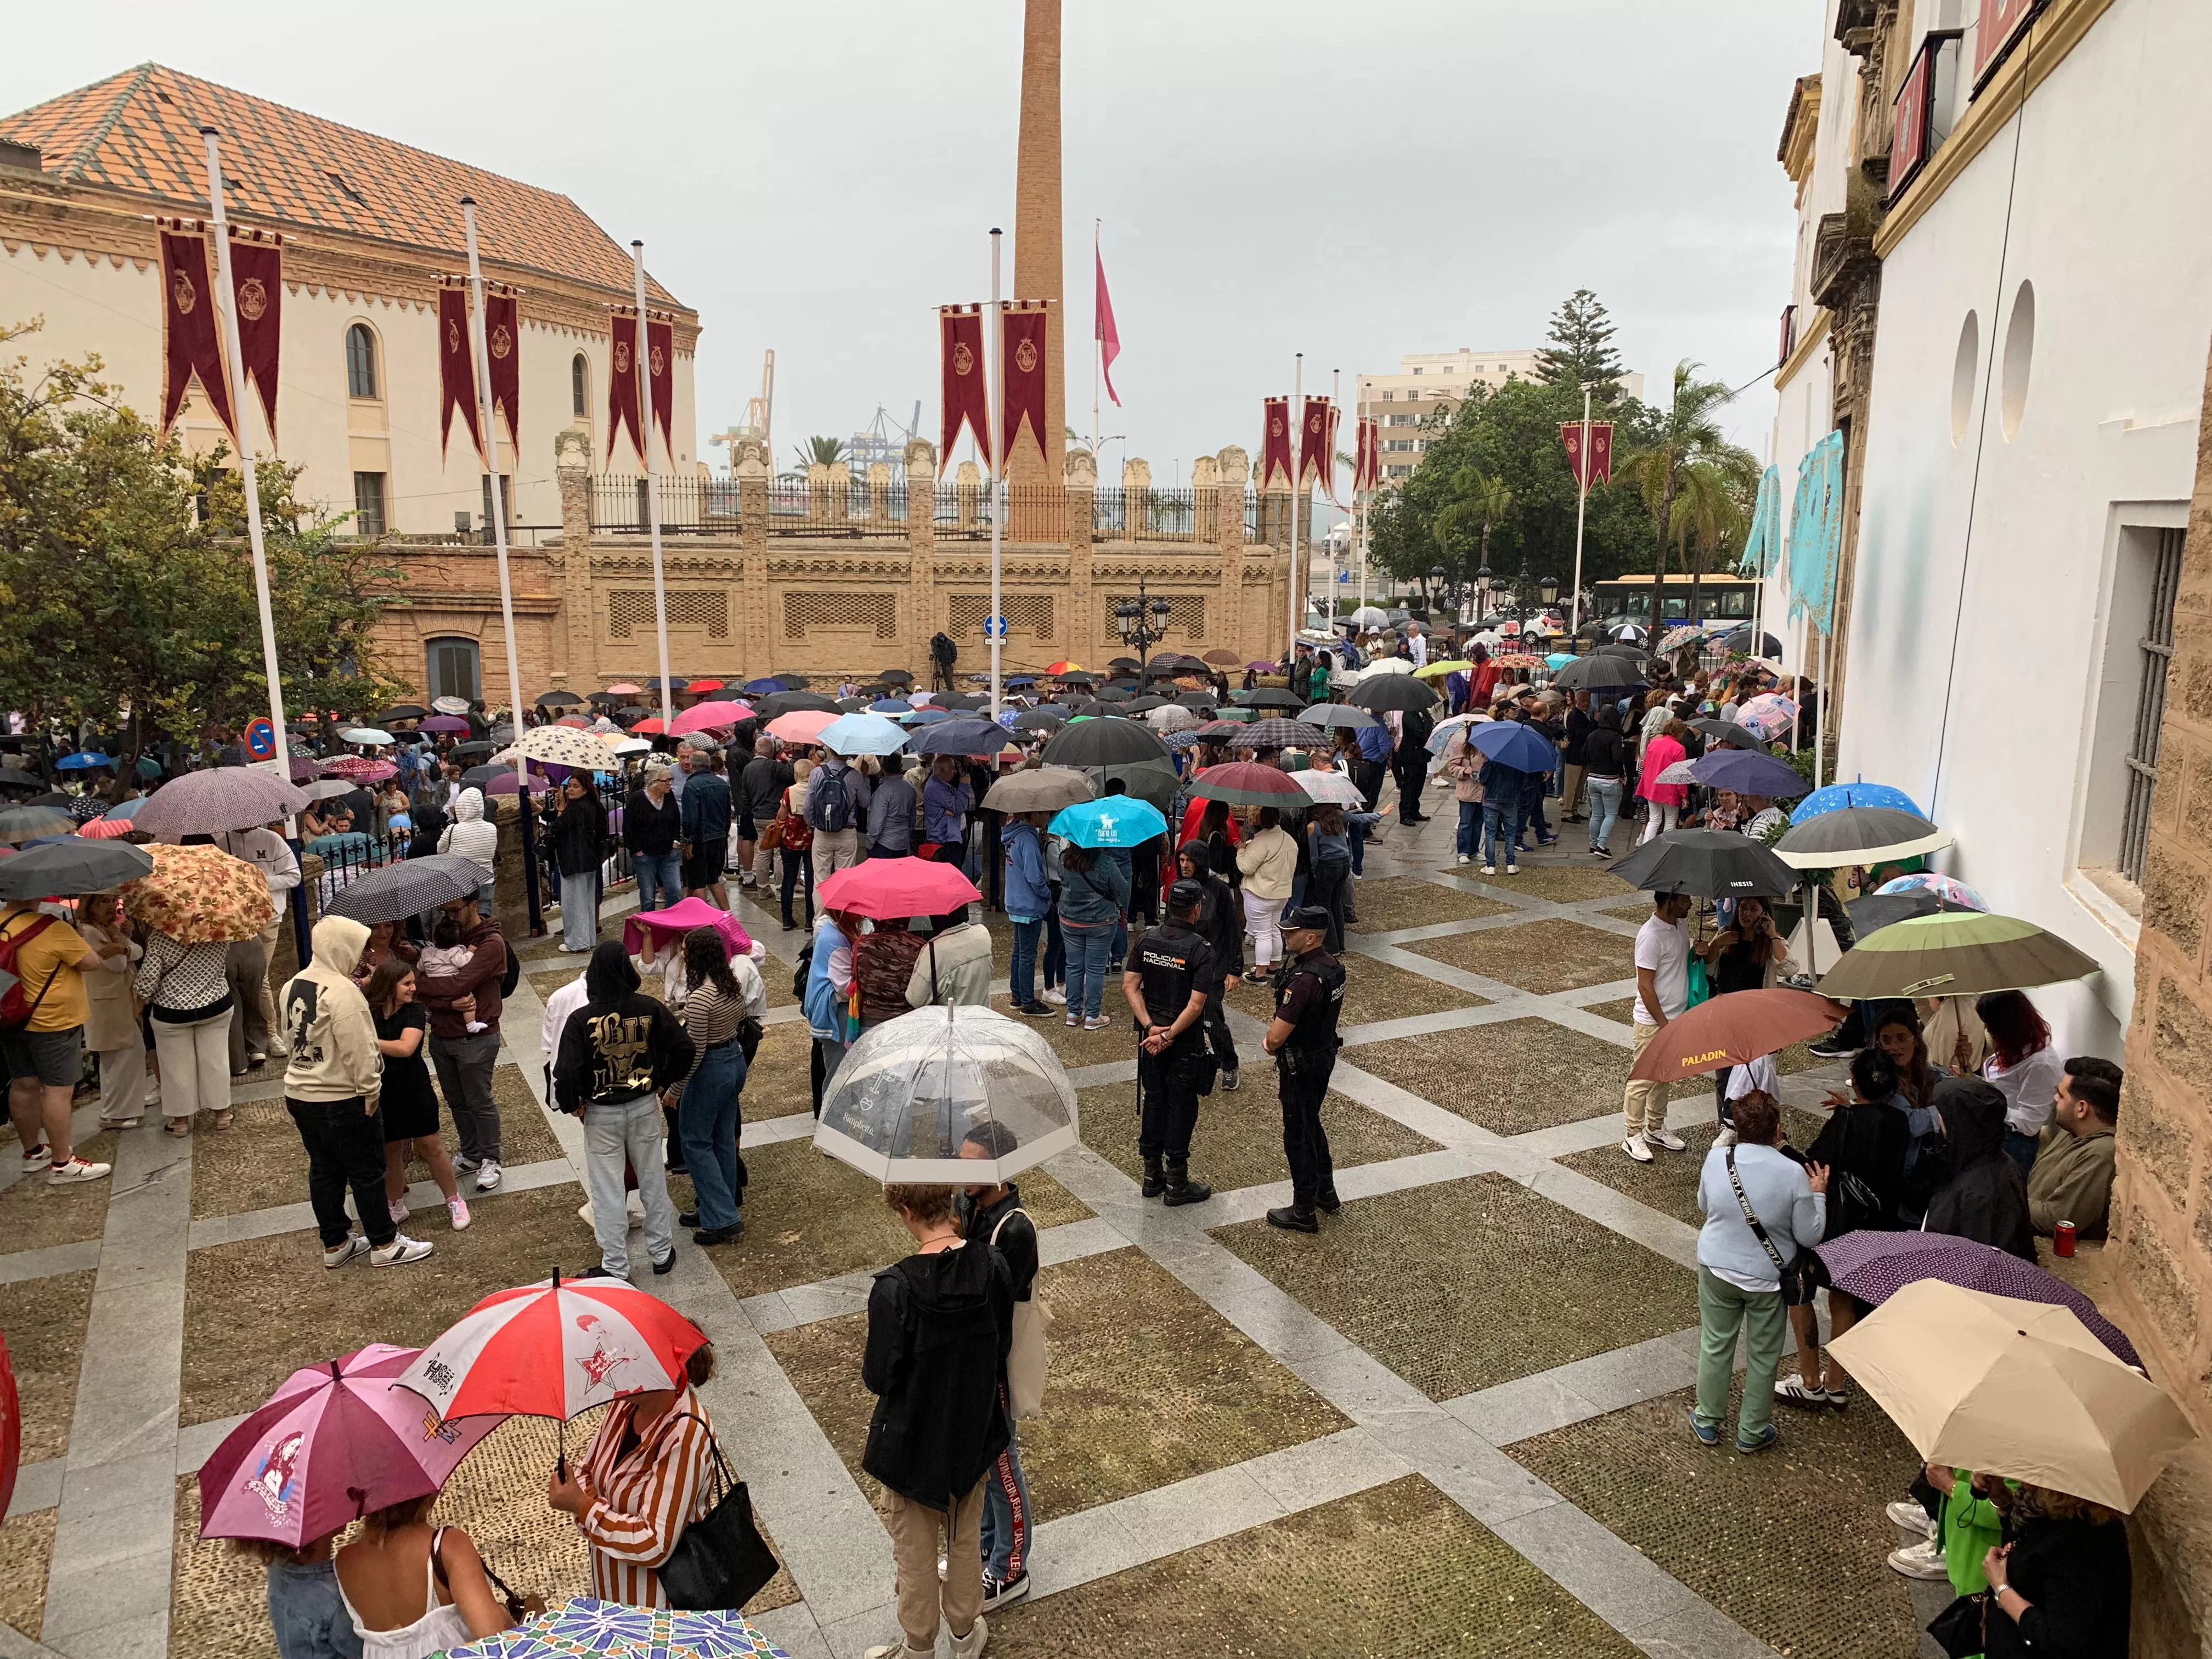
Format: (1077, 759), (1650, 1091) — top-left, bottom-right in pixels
(1623, 1019), (1670, 1139)
(882, 1476), (986, 1652)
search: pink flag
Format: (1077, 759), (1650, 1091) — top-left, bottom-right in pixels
(1094, 246), (1121, 407)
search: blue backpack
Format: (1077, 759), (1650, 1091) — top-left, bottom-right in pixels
(805, 765), (853, 833)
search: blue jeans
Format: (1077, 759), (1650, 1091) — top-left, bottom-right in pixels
(1063, 923), (1115, 1021)
(1350, 820), (1367, 875)
(679, 1039), (747, 1231)
(633, 850), (681, 918)
(1481, 798), (1526, 867)
(562, 870), (600, 950)
(1585, 777), (1624, 851)
(1456, 799), (1482, 858)
(1009, 917), (1043, 1006)
(2002, 1128), (2039, 1178)
(265, 1558), (359, 1659)
(979, 1397), (1031, 1584)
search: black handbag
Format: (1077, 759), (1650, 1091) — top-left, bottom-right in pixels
(1926, 1592), (1988, 1658)
(1725, 1147), (1822, 1307)
(658, 1414), (780, 1612)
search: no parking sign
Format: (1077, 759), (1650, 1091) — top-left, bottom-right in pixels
(244, 717), (278, 761)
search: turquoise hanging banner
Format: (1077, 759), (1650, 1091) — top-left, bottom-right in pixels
(1738, 463), (1783, 577)
(1786, 430), (1846, 624)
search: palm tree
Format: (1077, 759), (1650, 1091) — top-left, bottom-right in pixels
(794, 435), (848, 471)
(1432, 469), (1514, 584)
(1666, 454), (1759, 625)
(1618, 361), (1748, 620)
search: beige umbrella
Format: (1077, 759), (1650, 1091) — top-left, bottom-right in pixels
(1828, 1280), (2196, 1511)
(981, 765), (1096, 814)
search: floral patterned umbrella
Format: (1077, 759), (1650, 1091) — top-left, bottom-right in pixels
(319, 755), (397, 783)
(444, 1598), (789, 1659)
(119, 843), (275, 943)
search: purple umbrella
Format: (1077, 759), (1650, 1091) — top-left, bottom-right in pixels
(421, 715), (472, 734)
(133, 766), (310, 839)
(1814, 1231), (2140, 1367)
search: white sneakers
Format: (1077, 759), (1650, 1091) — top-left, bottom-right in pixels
(475, 1159), (502, 1192)
(323, 1236), (370, 1269)
(1041, 988), (1067, 1006)
(373, 1234), (435, 1267)
(46, 1155), (112, 1185)
(1455, 854), (1473, 866)
(1887, 1500), (1936, 1538)
(1887, 1539), (1950, 1580)
(1621, 1133), (1655, 1164)
(1646, 1128), (1688, 1152)
(388, 1198), (411, 1224)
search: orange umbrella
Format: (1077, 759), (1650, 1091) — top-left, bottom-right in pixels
(119, 843), (274, 943)
(1627, 987), (1846, 1085)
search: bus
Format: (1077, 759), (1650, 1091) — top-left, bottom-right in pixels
(1590, 572), (1761, 627)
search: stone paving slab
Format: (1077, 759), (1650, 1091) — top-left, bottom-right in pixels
(0, 1509), (55, 1643)
(735, 1021), (820, 1121)
(988, 1474), (1643, 1658)
(1212, 1176), (1699, 1402)
(1402, 917), (1635, 996)
(1222, 955), (1489, 1030)
(1075, 1079), (1438, 1196)
(764, 1246), (1350, 1520)
(1463, 864), (1636, 904)
(0, 1272), (94, 1464)
(0, 1133), (122, 1256)
(1348, 1021), (1631, 1137)
(1509, 1385), (1923, 1659)
(1342, 877), (1521, 934)
(1557, 1110), (1830, 1227)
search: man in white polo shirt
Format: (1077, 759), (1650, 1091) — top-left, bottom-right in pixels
(1623, 890), (1694, 1163)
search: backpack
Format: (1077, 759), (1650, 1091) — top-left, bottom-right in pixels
(0, 915), (60, 1031)
(499, 931), (522, 1000)
(805, 766), (853, 833)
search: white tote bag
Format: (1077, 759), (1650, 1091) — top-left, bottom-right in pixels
(991, 1209), (1053, 1420)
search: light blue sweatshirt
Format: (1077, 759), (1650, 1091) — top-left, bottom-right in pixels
(1695, 1142), (1826, 1285)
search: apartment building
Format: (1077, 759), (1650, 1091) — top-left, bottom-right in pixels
(1356, 350), (1644, 484)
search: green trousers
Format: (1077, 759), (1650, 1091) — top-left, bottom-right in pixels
(1695, 1265), (1787, 1443)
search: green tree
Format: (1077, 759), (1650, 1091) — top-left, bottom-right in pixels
(1533, 288), (1627, 405)
(1666, 455), (1759, 625)
(1432, 469), (1513, 583)
(794, 435), (848, 470)
(1617, 360), (1754, 601)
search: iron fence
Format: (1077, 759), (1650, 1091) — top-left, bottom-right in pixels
(589, 475), (744, 534)
(1093, 486), (1202, 542)
(931, 485), (1068, 542)
(766, 479), (910, 536)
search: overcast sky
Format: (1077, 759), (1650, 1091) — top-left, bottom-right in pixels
(5, 0), (1817, 482)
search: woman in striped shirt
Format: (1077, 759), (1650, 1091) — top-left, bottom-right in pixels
(547, 1344), (720, 1608)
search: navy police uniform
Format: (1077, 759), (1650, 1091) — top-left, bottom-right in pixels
(1271, 906), (1345, 1219)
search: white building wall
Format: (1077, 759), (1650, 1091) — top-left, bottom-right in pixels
(1838, 0), (2212, 1056)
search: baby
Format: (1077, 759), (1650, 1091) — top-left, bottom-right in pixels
(417, 916), (488, 1033)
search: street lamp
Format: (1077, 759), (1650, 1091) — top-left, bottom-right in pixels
(1474, 565), (1493, 627)
(1115, 577), (1175, 672)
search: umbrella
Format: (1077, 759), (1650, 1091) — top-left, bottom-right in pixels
(1626, 988), (1849, 1085)
(1609, 624), (1648, 643)
(1465, 721), (1559, 774)
(1790, 780), (1927, 821)
(1165, 730), (1207, 752)
(120, 843), (274, 942)
(742, 678), (784, 696)
(1425, 713), (1483, 757)
(1684, 748), (1809, 799)
(1146, 705), (1199, 732)
(76, 816), (140, 842)
(1548, 654), (1648, 694)
(1773, 806), (1953, 869)
(1691, 719), (1767, 750)
(132, 769), (310, 839)
(816, 713), (911, 757)
(1301, 704), (1378, 731)
(904, 707), (951, 725)
(620, 899), (753, 963)
(1172, 691), (1217, 709)
(1735, 692), (1801, 743)
(381, 704), (431, 721)
(764, 710), (839, 746)
(1188, 761), (1305, 808)
(319, 755), (397, 783)
(1877, 875), (1985, 912)
(196, 1342), (502, 1546)
(285, 756), (321, 785)
(585, 691), (628, 708)
(301, 778), (357, 803)
(1293, 769), (1365, 807)
(870, 698), (915, 715)
(814, 1005), (1077, 1183)
(981, 766), (1095, 814)
(1655, 759), (1700, 788)
(753, 690), (842, 719)
(1010, 708), (1067, 733)
(641, 678), (689, 693)
(0, 768), (40, 791)
(1657, 624), (1713, 653)
(431, 696), (473, 715)
(1106, 656), (1143, 673)
(1096, 686), (1133, 704)
(907, 719), (1004, 758)
(339, 727), (394, 747)
(1349, 606), (1390, 627)
(0, 838), (153, 900)
(420, 715), (472, 735)
(1815, 911), (2100, 1000)
(324, 855), (490, 926)
(1203, 649), (1244, 666)
(442, 1599), (792, 1659)
(1346, 674), (1438, 714)
(1091, 758), (1181, 813)
(1412, 659), (1474, 680)
(394, 1276), (708, 1425)
(816, 859), (981, 921)
(0, 807), (76, 845)
(1606, 828), (1801, 898)
(448, 740), (496, 760)
(1231, 719), (1319, 750)
(1048, 797), (1168, 849)
(1847, 890), (1949, 935)
(1718, 629), (1787, 658)
(686, 679), (727, 695)
(1814, 1232), (2140, 1367)
(1045, 661), (1086, 675)
(878, 667), (916, 685)
(534, 690), (584, 709)
(54, 752), (114, 771)
(1125, 696), (1168, 714)
(1235, 688), (1308, 710)
(26, 793), (72, 810)
(1825, 1281), (2194, 1512)
(460, 765), (515, 791)
(503, 726), (616, 772)
(1041, 720), (1171, 768)
(668, 700), (753, 736)
(554, 715), (594, 731)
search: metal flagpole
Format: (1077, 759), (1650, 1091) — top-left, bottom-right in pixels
(202, 126), (310, 966)
(1569, 385), (1592, 637)
(463, 199), (543, 936)
(1326, 368), (1339, 626)
(1287, 352), (1302, 653)
(1091, 218), (1102, 465)
(632, 242), (674, 732)
(989, 228), (1004, 718)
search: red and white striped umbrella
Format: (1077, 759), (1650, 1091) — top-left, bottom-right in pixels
(392, 1274), (708, 1424)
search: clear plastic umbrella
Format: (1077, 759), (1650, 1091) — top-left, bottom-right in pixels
(813, 1005), (1079, 1184)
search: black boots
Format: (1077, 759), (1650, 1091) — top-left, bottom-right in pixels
(1265, 1204), (1319, 1233)
(1161, 1157), (1212, 1206)
(1314, 1186), (1341, 1214)
(1141, 1154), (1166, 1199)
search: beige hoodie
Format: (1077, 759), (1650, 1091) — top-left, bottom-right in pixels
(279, 916), (384, 1103)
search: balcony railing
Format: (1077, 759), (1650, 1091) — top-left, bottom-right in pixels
(588, 475), (744, 534)
(1092, 486), (1203, 542)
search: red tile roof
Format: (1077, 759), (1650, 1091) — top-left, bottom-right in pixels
(0, 64), (681, 307)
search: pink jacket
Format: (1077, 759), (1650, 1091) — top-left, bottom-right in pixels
(1639, 734), (1688, 806)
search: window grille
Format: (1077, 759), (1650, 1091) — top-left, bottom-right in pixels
(2118, 527), (2183, 885)
(783, 592), (899, 641)
(609, 590), (728, 639)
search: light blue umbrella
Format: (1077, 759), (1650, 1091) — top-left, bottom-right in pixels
(1049, 796), (1169, 849)
(904, 707), (951, 725)
(1790, 781), (1925, 823)
(101, 798), (146, 822)
(816, 713), (911, 757)
(1545, 653), (1575, 671)
(55, 752), (115, 771)
(869, 698), (914, 714)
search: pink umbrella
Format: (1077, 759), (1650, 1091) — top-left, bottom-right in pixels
(320, 755), (397, 783)
(420, 715), (471, 734)
(766, 709), (838, 744)
(77, 816), (139, 840)
(817, 858), (980, 921)
(605, 682), (644, 696)
(197, 1343), (501, 1546)
(621, 896), (754, 961)
(669, 699), (754, 736)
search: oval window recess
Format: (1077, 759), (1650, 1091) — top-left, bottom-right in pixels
(2000, 280), (2035, 442)
(1950, 312), (1979, 445)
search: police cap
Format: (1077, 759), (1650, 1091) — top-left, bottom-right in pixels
(1280, 905), (1332, 935)
(1167, 878), (1206, 914)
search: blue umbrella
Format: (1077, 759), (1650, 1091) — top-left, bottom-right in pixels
(1466, 721), (1558, 774)
(816, 713), (911, 757)
(1545, 653), (1574, 671)
(903, 707), (951, 725)
(56, 752), (115, 770)
(1686, 748), (1809, 799)
(869, 698), (915, 714)
(743, 678), (784, 696)
(909, 719), (1005, 757)
(1790, 780), (1924, 823)
(1006, 675), (1037, 689)
(101, 798), (146, 822)
(1049, 796), (1169, 849)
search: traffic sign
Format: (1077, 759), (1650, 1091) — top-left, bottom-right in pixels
(984, 616), (1009, 640)
(244, 717), (278, 760)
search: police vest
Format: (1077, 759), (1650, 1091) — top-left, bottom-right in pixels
(1274, 950), (1346, 1051)
(1133, 924), (1209, 1029)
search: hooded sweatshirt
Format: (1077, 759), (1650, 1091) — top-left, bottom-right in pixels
(862, 1238), (1013, 1509)
(279, 917), (383, 1102)
(437, 787), (500, 880)
(551, 941), (695, 1113)
(1923, 1077), (2035, 1261)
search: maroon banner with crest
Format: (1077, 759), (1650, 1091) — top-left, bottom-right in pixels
(158, 225), (233, 439)
(646, 317), (674, 458)
(438, 286), (482, 463)
(1560, 421), (1615, 490)
(1356, 416), (1381, 492)
(1260, 398), (1294, 491)
(1001, 301), (1050, 476)
(1299, 396), (1339, 505)
(227, 230), (281, 442)
(940, 305), (990, 465)
(484, 290), (520, 449)
(607, 311), (644, 464)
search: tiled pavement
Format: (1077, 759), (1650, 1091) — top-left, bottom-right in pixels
(0, 784), (1955, 1659)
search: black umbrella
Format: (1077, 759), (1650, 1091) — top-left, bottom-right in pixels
(1774, 806), (1951, 869)
(878, 668), (915, 685)
(751, 691), (841, 718)
(1173, 692), (1217, 710)
(909, 720), (1006, 758)
(1238, 688), (1308, 710)
(939, 693), (989, 712)
(836, 697), (869, 713)
(324, 854), (487, 925)
(1345, 676), (1437, 714)
(1012, 707), (1067, 731)
(534, 690), (584, 709)
(772, 674), (811, 690)
(461, 764), (515, 789)
(643, 677), (690, 692)
(1107, 657), (1142, 673)
(1042, 719), (1171, 767)
(1606, 828), (1800, 898)
(1550, 654), (1648, 694)
(1719, 630), (1787, 659)
(0, 838), (155, 900)
(381, 704), (430, 722)
(616, 707), (652, 724)
(1097, 686), (1133, 703)
(0, 767), (40, 791)
(450, 740), (496, 759)
(1125, 696), (1169, 713)
(27, 792), (72, 809)
(1846, 890), (1946, 936)
(1691, 719), (1767, 750)
(587, 691), (628, 708)
(1055, 673), (1096, 687)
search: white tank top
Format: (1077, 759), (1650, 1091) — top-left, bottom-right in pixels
(340, 1527), (476, 1659)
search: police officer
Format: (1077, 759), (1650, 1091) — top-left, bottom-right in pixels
(1262, 904), (1345, 1232)
(1120, 879), (1216, 1205)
